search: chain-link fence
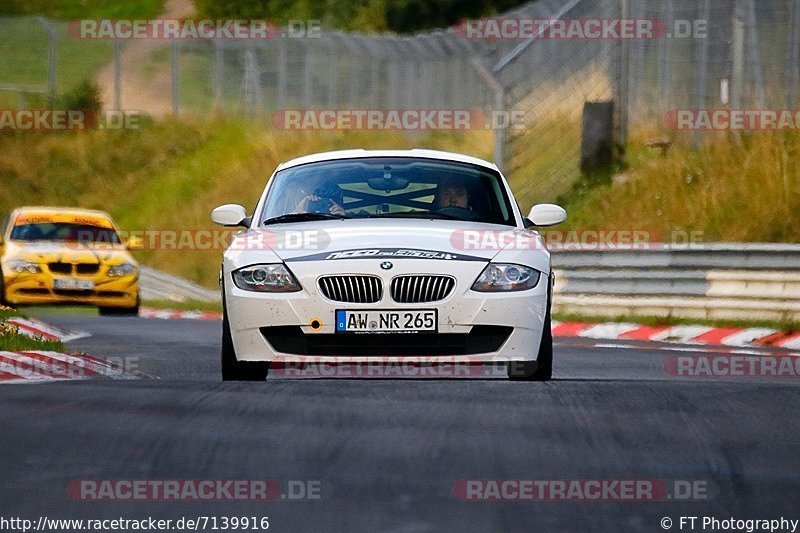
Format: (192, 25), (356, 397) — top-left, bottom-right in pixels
(1, 0), (797, 202)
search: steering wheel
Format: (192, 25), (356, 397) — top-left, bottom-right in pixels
(435, 206), (480, 221)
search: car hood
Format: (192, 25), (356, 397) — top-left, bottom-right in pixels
(2, 241), (133, 263)
(228, 219), (543, 263)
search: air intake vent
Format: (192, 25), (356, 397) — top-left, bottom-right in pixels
(391, 275), (455, 304)
(318, 275), (383, 303)
(76, 263), (100, 275)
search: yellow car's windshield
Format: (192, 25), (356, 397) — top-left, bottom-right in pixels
(10, 222), (122, 244)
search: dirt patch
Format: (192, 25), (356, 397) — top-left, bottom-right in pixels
(93, 0), (194, 117)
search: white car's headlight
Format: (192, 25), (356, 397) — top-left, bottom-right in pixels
(471, 263), (541, 292)
(232, 264), (301, 293)
(108, 263), (137, 277)
(6, 259), (41, 274)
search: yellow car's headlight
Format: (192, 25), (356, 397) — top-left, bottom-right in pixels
(6, 259), (42, 274)
(108, 263), (137, 277)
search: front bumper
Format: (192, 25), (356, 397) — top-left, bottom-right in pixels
(2, 271), (139, 308)
(225, 260), (548, 363)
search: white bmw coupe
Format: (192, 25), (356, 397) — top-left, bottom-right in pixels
(212, 149), (566, 381)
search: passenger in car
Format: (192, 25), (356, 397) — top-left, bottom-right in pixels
(434, 176), (471, 210)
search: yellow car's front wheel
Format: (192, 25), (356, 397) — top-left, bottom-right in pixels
(0, 276), (7, 307)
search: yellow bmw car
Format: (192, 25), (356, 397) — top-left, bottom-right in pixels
(0, 207), (140, 315)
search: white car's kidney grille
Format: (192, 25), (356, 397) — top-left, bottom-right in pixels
(391, 275), (455, 304)
(318, 275), (383, 303)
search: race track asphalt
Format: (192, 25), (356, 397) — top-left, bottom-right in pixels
(1, 312), (798, 532)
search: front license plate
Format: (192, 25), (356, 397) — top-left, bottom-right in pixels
(336, 309), (437, 333)
(54, 278), (94, 290)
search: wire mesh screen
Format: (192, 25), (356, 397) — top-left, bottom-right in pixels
(1, 0), (799, 202)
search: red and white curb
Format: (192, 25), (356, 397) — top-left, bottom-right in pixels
(0, 351), (142, 383)
(139, 307), (221, 321)
(6, 317), (90, 343)
(553, 321), (800, 350)
(135, 310), (800, 351)
(1, 317), (143, 384)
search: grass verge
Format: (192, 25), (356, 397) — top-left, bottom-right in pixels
(0, 120), (492, 288)
(557, 128), (800, 243)
(0, 306), (66, 352)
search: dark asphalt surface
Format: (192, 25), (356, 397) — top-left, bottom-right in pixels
(1, 312), (799, 532)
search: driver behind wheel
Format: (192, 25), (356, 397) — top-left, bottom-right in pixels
(294, 179), (347, 216)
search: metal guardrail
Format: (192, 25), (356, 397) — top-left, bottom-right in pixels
(138, 244), (800, 321)
(139, 267), (219, 303)
(551, 244), (800, 321)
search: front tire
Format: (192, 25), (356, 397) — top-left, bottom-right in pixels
(221, 288), (268, 381)
(0, 275), (7, 307)
(507, 283), (553, 381)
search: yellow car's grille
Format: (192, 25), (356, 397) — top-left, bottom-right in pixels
(48, 262), (101, 276)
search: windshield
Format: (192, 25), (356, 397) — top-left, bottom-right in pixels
(10, 222), (122, 244)
(260, 157), (516, 226)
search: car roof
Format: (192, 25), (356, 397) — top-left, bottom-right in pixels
(11, 206), (113, 219)
(275, 149), (499, 172)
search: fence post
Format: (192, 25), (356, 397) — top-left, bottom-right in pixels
(243, 46), (262, 117)
(788, 0), (800, 108)
(658, 0), (673, 114)
(745, 0), (765, 109)
(693, 0), (711, 146)
(302, 43), (313, 108)
(387, 60), (399, 108)
(326, 47), (338, 107)
(213, 40), (223, 112)
(37, 17), (58, 108)
(114, 39), (122, 110)
(171, 40), (180, 116)
(732, 2), (745, 110)
(369, 60), (380, 108)
(472, 59), (506, 173)
(616, 0), (630, 158)
(277, 38), (287, 109)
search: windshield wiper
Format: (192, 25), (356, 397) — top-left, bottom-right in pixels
(262, 213), (347, 225)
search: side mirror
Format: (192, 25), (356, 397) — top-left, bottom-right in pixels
(528, 204), (567, 227)
(126, 235), (144, 250)
(212, 204), (250, 227)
